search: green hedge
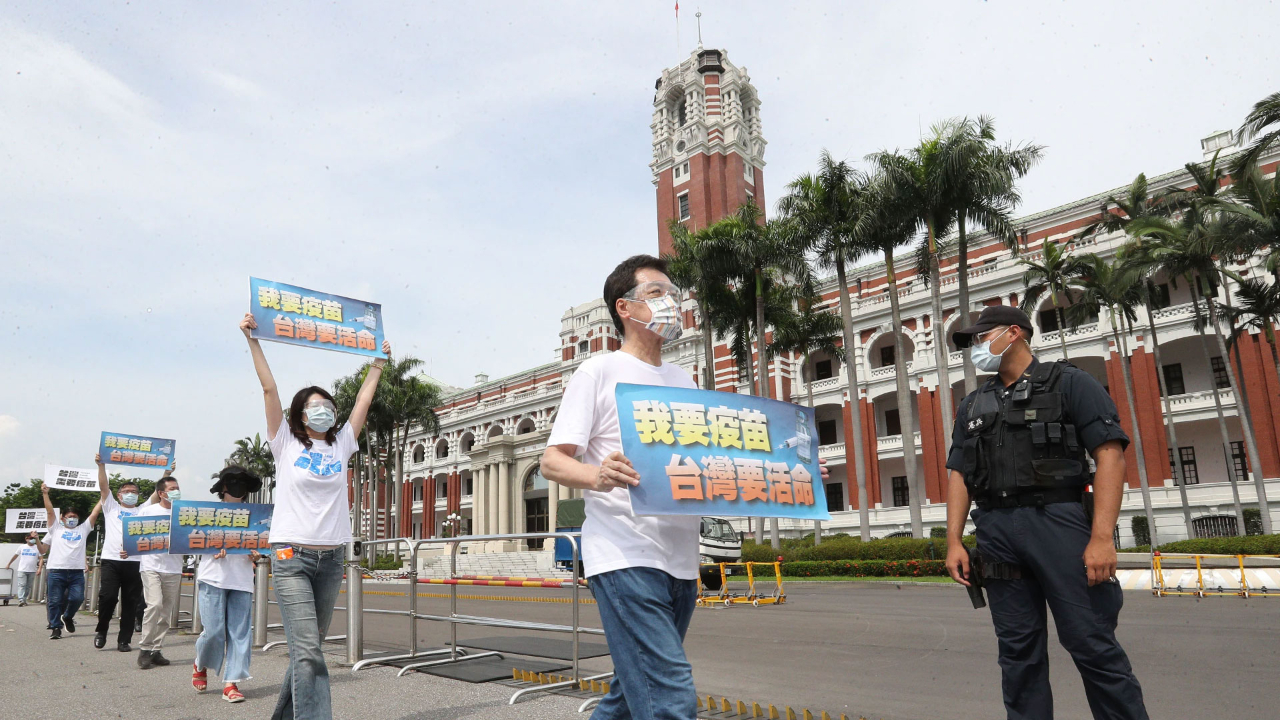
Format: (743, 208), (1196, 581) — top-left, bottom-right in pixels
(360, 554), (403, 570)
(742, 536), (975, 563)
(749, 559), (948, 578)
(1155, 535), (1280, 555)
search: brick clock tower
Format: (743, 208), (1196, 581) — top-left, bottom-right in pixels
(652, 48), (767, 257)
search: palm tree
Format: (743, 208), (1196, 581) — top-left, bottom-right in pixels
(1067, 254), (1159, 546)
(949, 120), (1044, 396)
(771, 288), (846, 546)
(1232, 90), (1280, 179)
(380, 356), (442, 539)
(778, 153), (873, 540)
(1080, 173), (1195, 537)
(665, 221), (719, 390)
(335, 365), (392, 541)
(229, 434), (275, 503)
(854, 173), (926, 537)
(1019, 238), (1079, 360)
(1124, 213), (1266, 535)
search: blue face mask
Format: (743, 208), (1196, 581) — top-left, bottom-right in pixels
(65, 517), (79, 529)
(969, 327), (1013, 373)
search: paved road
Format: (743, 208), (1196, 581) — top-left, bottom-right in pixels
(4, 580), (1277, 720)
(336, 579), (1280, 720)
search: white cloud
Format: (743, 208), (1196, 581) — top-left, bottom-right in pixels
(0, 415), (18, 437)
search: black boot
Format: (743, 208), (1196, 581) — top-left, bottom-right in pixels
(138, 650), (155, 669)
(117, 641), (132, 653)
(94, 631), (107, 649)
(150, 651), (171, 667)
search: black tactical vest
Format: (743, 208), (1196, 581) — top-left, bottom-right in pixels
(959, 360), (1091, 503)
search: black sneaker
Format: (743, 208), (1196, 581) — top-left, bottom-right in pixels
(18, 600), (26, 607)
(63, 615), (75, 633)
(138, 650), (155, 669)
(150, 651), (171, 667)
(94, 631), (107, 649)
(118, 642), (132, 653)
(50, 627), (62, 640)
(135, 620), (143, 634)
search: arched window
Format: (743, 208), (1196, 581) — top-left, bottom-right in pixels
(412, 445), (425, 464)
(435, 439), (449, 459)
(677, 97), (688, 126)
(516, 418), (536, 435)
(460, 433), (475, 455)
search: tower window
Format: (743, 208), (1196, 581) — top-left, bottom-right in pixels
(578, 340), (589, 354)
(1210, 357), (1230, 389)
(677, 98), (688, 126)
(744, 161), (754, 183)
(674, 164), (682, 179)
(678, 193), (690, 221)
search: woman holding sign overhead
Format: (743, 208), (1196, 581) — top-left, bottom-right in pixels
(240, 312), (388, 720)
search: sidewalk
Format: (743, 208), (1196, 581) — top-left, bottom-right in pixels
(0, 603), (588, 720)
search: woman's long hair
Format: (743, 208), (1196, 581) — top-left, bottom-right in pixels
(289, 386), (339, 449)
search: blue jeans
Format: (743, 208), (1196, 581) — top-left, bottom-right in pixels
(270, 546), (345, 720)
(589, 567), (698, 720)
(195, 581), (254, 683)
(15, 571), (36, 602)
(46, 569), (85, 630)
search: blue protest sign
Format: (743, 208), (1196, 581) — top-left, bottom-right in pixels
(122, 515), (171, 555)
(100, 432), (175, 471)
(169, 500), (273, 555)
(250, 277), (386, 358)
(615, 383), (830, 521)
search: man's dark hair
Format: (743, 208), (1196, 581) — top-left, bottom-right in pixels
(603, 254), (669, 335)
(159, 478), (179, 492)
(118, 481), (140, 493)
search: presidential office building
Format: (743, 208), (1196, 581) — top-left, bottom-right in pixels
(371, 47), (1280, 559)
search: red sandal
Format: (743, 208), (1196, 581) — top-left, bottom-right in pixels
(223, 684), (245, 703)
(192, 664), (207, 693)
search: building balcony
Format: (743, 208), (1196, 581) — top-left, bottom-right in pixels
(818, 442), (846, 463)
(1164, 388), (1237, 423)
(876, 431), (923, 457)
(868, 361), (914, 380)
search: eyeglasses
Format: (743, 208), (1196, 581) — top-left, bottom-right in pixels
(624, 281), (682, 302)
(305, 400), (336, 412)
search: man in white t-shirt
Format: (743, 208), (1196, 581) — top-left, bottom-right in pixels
(5, 531), (44, 606)
(545, 254), (811, 720)
(127, 477), (185, 669)
(39, 483), (100, 640)
(93, 454), (168, 652)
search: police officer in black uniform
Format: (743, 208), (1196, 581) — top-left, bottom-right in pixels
(944, 306), (1149, 720)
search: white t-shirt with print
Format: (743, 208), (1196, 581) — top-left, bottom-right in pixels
(546, 351), (701, 580)
(197, 553), (256, 594)
(268, 422), (357, 546)
(16, 545), (41, 573)
(136, 503), (184, 575)
(43, 518), (93, 571)
(101, 494), (143, 564)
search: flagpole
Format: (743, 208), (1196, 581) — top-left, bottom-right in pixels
(676, 2), (680, 54)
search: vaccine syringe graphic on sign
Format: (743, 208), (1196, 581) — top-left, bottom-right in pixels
(615, 384), (830, 520)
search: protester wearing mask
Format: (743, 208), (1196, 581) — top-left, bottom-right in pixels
(192, 466), (264, 704)
(541, 255), (830, 720)
(39, 483), (100, 639)
(945, 305), (1149, 719)
(240, 312), (389, 720)
(5, 531), (44, 606)
(128, 477), (185, 669)
(93, 454), (171, 652)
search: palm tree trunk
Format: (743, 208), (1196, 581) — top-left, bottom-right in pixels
(1144, 302), (1194, 538)
(1220, 286), (1273, 535)
(1112, 314), (1158, 546)
(1051, 292), (1071, 360)
(835, 256), (871, 541)
(698, 296), (715, 390)
(804, 349), (822, 546)
(1191, 282), (1247, 536)
(755, 268), (782, 550)
(957, 217), (978, 395)
(1206, 295), (1273, 535)
(886, 253), (924, 538)
(927, 224), (955, 456)
(351, 451), (363, 537)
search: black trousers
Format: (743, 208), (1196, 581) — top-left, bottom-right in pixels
(94, 559), (143, 644)
(974, 502), (1149, 720)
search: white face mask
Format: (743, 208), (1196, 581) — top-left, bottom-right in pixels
(120, 492), (139, 506)
(969, 327), (1013, 373)
(65, 517), (79, 529)
(639, 295), (682, 343)
(305, 405), (336, 432)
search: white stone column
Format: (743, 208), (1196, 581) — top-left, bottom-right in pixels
(547, 480), (560, 535)
(475, 466), (488, 535)
(498, 461), (511, 534)
(488, 463), (500, 534)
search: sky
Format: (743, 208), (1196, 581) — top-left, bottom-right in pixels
(1, 1), (1277, 498)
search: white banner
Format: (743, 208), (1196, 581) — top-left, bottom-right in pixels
(44, 464), (99, 493)
(6, 508), (59, 534)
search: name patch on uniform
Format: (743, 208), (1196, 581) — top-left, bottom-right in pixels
(1025, 409), (1038, 420)
(967, 417), (985, 432)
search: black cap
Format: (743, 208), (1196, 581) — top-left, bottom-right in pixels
(952, 306), (1034, 349)
(209, 466), (263, 497)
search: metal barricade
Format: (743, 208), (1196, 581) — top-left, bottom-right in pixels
(256, 545), (361, 653)
(346, 531), (609, 707)
(349, 537), (453, 670)
(1151, 551), (1280, 598)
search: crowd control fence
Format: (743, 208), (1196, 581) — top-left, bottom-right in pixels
(1150, 551), (1280, 598)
